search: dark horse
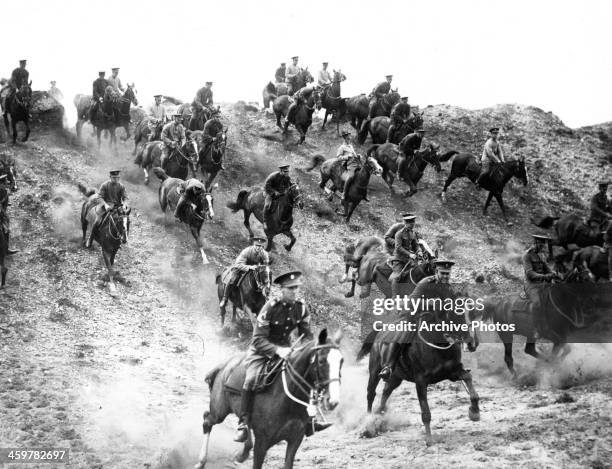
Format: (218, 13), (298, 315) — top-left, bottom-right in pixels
(227, 183), (304, 252)
(357, 290), (479, 445)
(345, 94), (369, 134)
(572, 244), (611, 281)
(307, 153), (382, 223)
(153, 168), (214, 265)
(132, 116), (164, 156)
(441, 154), (528, 225)
(3, 82), (32, 144)
(193, 126), (228, 190)
(134, 137), (199, 184)
(357, 91), (401, 144)
(280, 90), (321, 145)
(366, 113), (424, 144)
(194, 329), (343, 469)
(320, 70), (347, 134)
(216, 264), (271, 326)
(78, 184), (131, 295)
(113, 84), (138, 141)
(534, 213), (605, 249)
(286, 68), (314, 96)
(367, 143), (449, 196)
(342, 236), (437, 298)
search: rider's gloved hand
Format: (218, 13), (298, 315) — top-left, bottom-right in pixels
(276, 347), (291, 359)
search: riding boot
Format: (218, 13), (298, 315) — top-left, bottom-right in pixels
(263, 199), (273, 231)
(174, 195), (187, 221)
(219, 283), (232, 308)
(234, 389), (255, 443)
(342, 174), (356, 201)
(378, 342), (399, 381)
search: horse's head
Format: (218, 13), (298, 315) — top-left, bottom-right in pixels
(406, 110), (424, 129)
(195, 186), (215, 219)
(363, 154), (383, 176)
(288, 182), (304, 209)
(384, 91), (401, 109)
(332, 69), (346, 83)
(513, 155), (528, 186)
(16, 82), (33, 108)
(213, 129), (227, 152)
(416, 143), (442, 172)
(253, 263), (271, 296)
(114, 203), (131, 244)
(124, 83), (138, 106)
(184, 134), (199, 160)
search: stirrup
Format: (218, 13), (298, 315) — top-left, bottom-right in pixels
(378, 366), (392, 381)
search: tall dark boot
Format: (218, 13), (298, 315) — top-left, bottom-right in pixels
(219, 282), (232, 308)
(234, 389), (255, 442)
(378, 342), (398, 381)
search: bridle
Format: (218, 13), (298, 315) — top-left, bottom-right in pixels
(106, 207), (129, 242)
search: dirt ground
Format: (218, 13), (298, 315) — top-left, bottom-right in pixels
(1, 104), (611, 469)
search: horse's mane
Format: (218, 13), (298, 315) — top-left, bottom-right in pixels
(354, 236), (385, 258)
(265, 82), (276, 93)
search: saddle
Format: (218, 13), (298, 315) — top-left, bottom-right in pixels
(223, 356), (282, 394)
(221, 266), (249, 288)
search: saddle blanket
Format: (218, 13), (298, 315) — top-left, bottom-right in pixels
(223, 355), (282, 393)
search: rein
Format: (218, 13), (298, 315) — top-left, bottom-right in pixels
(416, 310), (456, 350)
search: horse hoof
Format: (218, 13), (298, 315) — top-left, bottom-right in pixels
(284, 245), (292, 252)
(345, 292), (354, 298)
(469, 409), (480, 422)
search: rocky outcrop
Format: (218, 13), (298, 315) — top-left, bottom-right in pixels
(31, 91), (64, 128)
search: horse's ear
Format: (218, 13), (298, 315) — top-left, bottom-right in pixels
(318, 329), (328, 345)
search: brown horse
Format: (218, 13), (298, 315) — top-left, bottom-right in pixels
(307, 153), (382, 222)
(226, 183), (304, 252)
(134, 137), (199, 184)
(345, 94), (369, 134)
(320, 70), (347, 134)
(3, 82), (32, 144)
(194, 330), (343, 469)
(357, 91), (401, 144)
(366, 112), (424, 144)
(153, 168), (214, 264)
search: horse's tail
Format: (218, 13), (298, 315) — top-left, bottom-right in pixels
(204, 365), (222, 391)
(152, 167), (168, 182)
(306, 154), (326, 172)
(357, 119), (370, 145)
(356, 330), (378, 361)
(438, 150), (459, 162)
(77, 183), (96, 198)
(366, 145), (380, 158)
(226, 190), (249, 212)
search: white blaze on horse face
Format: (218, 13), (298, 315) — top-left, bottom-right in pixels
(206, 194), (214, 218)
(326, 348), (343, 408)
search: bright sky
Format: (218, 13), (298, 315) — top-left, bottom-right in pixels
(5, 0), (612, 128)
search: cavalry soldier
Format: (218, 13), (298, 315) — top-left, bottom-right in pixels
(286, 56), (301, 93)
(107, 67), (125, 93)
(48, 81), (64, 102)
(275, 62), (286, 84)
(367, 74), (393, 119)
(379, 259), (457, 380)
(383, 215), (408, 254)
(318, 62), (332, 88)
(147, 94), (167, 141)
(398, 128), (425, 171)
(5, 60), (29, 111)
(219, 237), (269, 309)
(476, 127), (505, 189)
(0, 174), (18, 255)
(160, 113), (186, 171)
(200, 107), (224, 166)
(523, 234), (561, 337)
(190, 81), (214, 128)
(173, 178), (206, 220)
(235, 270), (330, 442)
(336, 130), (360, 201)
(263, 164), (293, 231)
(90, 71), (109, 121)
(386, 96), (411, 143)
(589, 181), (612, 229)
(86, 170), (128, 248)
(388, 213), (423, 299)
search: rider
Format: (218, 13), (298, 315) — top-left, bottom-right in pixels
(219, 237), (269, 309)
(90, 71), (109, 121)
(191, 81), (214, 127)
(336, 130), (360, 201)
(275, 63), (286, 84)
(107, 67), (125, 94)
(160, 113), (187, 171)
(398, 128), (425, 171)
(286, 56), (301, 93)
(589, 181), (612, 230)
(317, 62), (333, 89)
(86, 170), (128, 248)
(476, 127), (505, 189)
(147, 94), (167, 141)
(173, 178), (206, 220)
(4, 60), (29, 112)
(386, 96), (411, 143)
(0, 174), (18, 255)
(367, 75), (393, 119)
(388, 214), (423, 299)
(200, 107), (224, 167)
(263, 164), (293, 231)
(523, 234), (561, 338)
(378, 259), (457, 381)
(48, 81), (64, 102)
(384, 215), (408, 254)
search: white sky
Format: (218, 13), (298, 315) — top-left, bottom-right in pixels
(5, 0), (612, 127)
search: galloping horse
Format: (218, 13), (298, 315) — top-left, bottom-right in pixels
(194, 330), (343, 469)
(307, 153), (382, 223)
(196, 129), (227, 189)
(366, 112), (424, 144)
(283, 89), (321, 144)
(216, 264), (271, 326)
(78, 184), (131, 295)
(135, 137), (199, 184)
(368, 143), (450, 196)
(226, 183), (304, 252)
(3, 82), (32, 144)
(320, 70), (347, 134)
(154, 168), (214, 264)
(345, 94), (369, 133)
(440, 154), (528, 225)
(357, 91), (401, 144)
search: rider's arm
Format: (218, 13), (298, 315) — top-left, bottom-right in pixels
(264, 173), (278, 196)
(234, 247), (254, 272)
(522, 252), (553, 282)
(98, 182), (111, 209)
(296, 302), (314, 341)
(498, 142), (505, 163)
(394, 230), (412, 258)
(251, 301), (280, 358)
(483, 140), (498, 163)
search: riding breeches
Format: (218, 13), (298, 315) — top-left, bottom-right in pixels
(476, 160), (492, 185)
(243, 353), (268, 391)
(263, 195), (275, 222)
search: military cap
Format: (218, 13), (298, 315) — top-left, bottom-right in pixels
(322, 61), (329, 65)
(292, 56), (299, 60)
(435, 260), (455, 270)
(154, 94), (162, 98)
(50, 80), (56, 85)
(598, 181), (610, 186)
(206, 81), (213, 85)
(341, 130), (351, 137)
(112, 67), (119, 71)
(385, 74), (393, 78)
(19, 59), (27, 64)
(280, 62), (286, 66)
(402, 213), (417, 222)
(278, 164), (290, 170)
(532, 234), (551, 242)
(109, 170), (121, 176)
(251, 237), (267, 246)
(489, 127), (500, 133)
(274, 271), (303, 287)
(98, 71), (106, 75)
(401, 96), (409, 100)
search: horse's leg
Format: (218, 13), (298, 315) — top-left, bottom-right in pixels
(1, 266), (6, 288)
(345, 277), (356, 298)
(23, 119), (30, 142)
(461, 371), (480, 422)
(191, 226), (209, 265)
(322, 110), (329, 129)
(11, 118), (17, 145)
(81, 218), (88, 247)
(102, 249), (117, 295)
(276, 111), (283, 130)
(251, 436), (268, 469)
(243, 211), (254, 239)
(376, 374), (402, 414)
(524, 339), (541, 360)
(415, 380), (433, 445)
(366, 357), (381, 413)
(404, 178), (417, 197)
(345, 201), (358, 223)
(494, 192), (512, 225)
(235, 425), (254, 463)
(498, 330), (517, 377)
(284, 229), (296, 252)
(298, 126), (306, 144)
(440, 174), (458, 202)
(483, 191), (494, 215)
(283, 433), (305, 469)
(265, 233), (274, 252)
(195, 409), (223, 469)
(76, 119), (82, 139)
(96, 128), (102, 149)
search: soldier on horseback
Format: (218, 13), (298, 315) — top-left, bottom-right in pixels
(191, 81), (214, 128)
(379, 259), (457, 380)
(4, 60), (29, 114)
(317, 62), (332, 89)
(0, 174), (18, 255)
(200, 107), (224, 167)
(476, 127), (505, 189)
(589, 181), (612, 230)
(107, 67), (125, 93)
(263, 164), (293, 231)
(86, 170), (128, 248)
(219, 237), (269, 309)
(173, 178), (207, 220)
(398, 128), (425, 170)
(388, 214), (424, 298)
(386, 96), (411, 143)
(160, 113), (187, 172)
(147, 94), (167, 141)
(286, 56), (301, 94)
(523, 234), (562, 337)
(336, 130), (360, 201)
(275, 63), (286, 84)
(89, 71), (109, 122)
(367, 75), (393, 119)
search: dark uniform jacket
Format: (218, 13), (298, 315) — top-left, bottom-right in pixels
(275, 66), (286, 83)
(232, 245), (269, 273)
(372, 81), (391, 99)
(522, 247), (553, 284)
(384, 222), (404, 254)
(590, 192), (611, 224)
(399, 132), (423, 157)
(397, 275), (459, 322)
(10, 68), (29, 88)
(390, 102), (411, 122)
(194, 86), (213, 108)
(393, 226), (420, 262)
(92, 78), (109, 101)
(250, 298), (313, 358)
(99, 181), (127, 206)
(264, 171), (292, 197)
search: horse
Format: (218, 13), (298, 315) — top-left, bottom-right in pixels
(342, 237), (437, 298)
(216, 263), (271, 326)
(534, 213), (606, 249)
(440, 154), (528, 226)
(572, 244), (611, 281)
(78, 184), (131, 295)
(176, 102), (193, 128)
(262, 82), (279, 109)
(226, 183), (304, 252)
(357, 289), (479, 445)
(345, 94), (369, 134)
(357, 91), (401, 144)
(320, 70), (347, 134)
(192, 123), (227, 190)
(135, 137), (199, 184)
(286, 68), (314, 96)
(307, 153), (383, 223)
(366, 113), (424, 145)
(73, 93), (94, 139)
(194, 329), (343, 469)
(3, 82), (32, 144)
(132, 116), (164, 156)
(367, 143), (449, 196)
(272, 95), (294, 130)
(113, 84), (138, 141)
(153, 168), (214, 265)
(283, 90), (321, 145)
